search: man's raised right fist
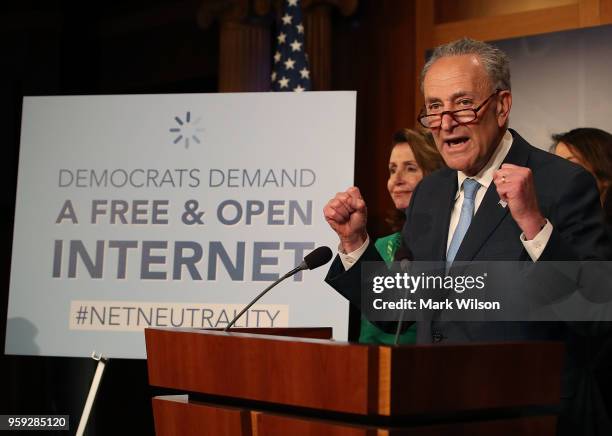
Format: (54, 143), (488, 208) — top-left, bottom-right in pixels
(323, 186), (368, 253)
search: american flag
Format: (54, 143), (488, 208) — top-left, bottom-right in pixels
(271, 0), (311, 92)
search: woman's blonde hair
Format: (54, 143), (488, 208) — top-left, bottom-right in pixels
(391, 128), (444, 176)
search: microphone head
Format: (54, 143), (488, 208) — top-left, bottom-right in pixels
(303, 246), (333, 270)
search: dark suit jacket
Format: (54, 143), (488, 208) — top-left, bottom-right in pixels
(325, 130), (612, 434)
(327, 129), (610, 322)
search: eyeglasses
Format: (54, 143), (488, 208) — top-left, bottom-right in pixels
(417, 89), (501, 129)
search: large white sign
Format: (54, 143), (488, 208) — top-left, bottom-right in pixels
(6, 92), (355, 358)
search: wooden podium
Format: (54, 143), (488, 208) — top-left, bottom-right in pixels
(145, 328), (564, 435)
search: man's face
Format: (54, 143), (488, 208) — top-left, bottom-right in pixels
(423, 54), (510, 176)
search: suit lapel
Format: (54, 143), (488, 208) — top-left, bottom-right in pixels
(432, 170), (457, 261)
(454, 130), (531, 262)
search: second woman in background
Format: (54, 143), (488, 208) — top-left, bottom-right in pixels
(551, 126), (612, 436)
(552, 127), (612, 225)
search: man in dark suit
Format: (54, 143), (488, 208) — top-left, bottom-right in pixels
(323, 38), (611, 435)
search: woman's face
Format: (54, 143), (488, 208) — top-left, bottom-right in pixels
(387, 142), (424, 209)
(554, 142), (590, 169)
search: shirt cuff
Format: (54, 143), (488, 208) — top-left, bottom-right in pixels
(520, 219), (553, 261)
(338, 235), (370, 270)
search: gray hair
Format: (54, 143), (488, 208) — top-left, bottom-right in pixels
(420, 38), (511, 93)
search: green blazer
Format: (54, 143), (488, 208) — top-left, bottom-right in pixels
(358, 232), (416, 344)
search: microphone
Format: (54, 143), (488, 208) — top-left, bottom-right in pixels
(290, 245), (334, 275)
(224, 246), (333, 331)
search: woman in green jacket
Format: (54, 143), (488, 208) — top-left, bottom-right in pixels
(359, 128), (444, 345)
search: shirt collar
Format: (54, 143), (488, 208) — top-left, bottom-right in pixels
(456, 129), (513, 197)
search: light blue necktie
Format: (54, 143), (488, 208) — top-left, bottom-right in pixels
(446, 178), (480, 268)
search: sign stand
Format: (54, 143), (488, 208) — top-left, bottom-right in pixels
(76, 352), (107, 436)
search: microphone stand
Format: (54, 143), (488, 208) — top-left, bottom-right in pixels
(393, 285), (411, 345)
(223, 246), (332, 332)
(224, 264), (305, 332)
(393, 258), (411, 346)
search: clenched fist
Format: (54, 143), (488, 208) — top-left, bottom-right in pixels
(494, 163), (546, 240)
(323, 186), (368, 253)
